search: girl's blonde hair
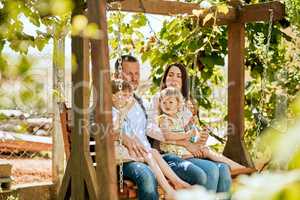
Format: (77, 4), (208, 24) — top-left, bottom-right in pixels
(158, 87), (184, 115)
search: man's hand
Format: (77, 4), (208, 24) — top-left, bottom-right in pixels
(122, 135), (148, 158)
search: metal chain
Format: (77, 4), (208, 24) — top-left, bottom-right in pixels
(257, 9), (273, 135)
(115, 2), (124, 193)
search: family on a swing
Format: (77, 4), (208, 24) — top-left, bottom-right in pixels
(111, 55), (248, 199)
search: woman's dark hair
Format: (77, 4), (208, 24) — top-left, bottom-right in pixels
(159, 63), (189, 100)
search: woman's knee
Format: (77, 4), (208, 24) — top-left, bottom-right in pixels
(177, 161), (208, 186)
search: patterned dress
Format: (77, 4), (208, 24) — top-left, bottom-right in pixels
(158, 114), (193, 158)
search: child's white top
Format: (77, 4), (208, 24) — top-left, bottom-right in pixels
(112, 101), (151, 150)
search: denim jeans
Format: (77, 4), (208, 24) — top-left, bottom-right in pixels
(187, 158), (232, 192)
(163, 154), (232, 192)
(123, 161), (159, 200)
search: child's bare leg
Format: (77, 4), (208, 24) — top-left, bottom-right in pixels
(204, 149), (245, 170)
(144, 152), (176, 198)
(150, 149), (190, 189)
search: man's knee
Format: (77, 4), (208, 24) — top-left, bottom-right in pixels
(138, 174), (158, 199)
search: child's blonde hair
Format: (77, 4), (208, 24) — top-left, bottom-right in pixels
(158, 87), (184, 115)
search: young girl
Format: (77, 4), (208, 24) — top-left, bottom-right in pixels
(158, 87), (249, 171)
(111, 80), (190, 198)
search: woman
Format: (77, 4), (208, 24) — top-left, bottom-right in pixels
(149, 63), (232, 193)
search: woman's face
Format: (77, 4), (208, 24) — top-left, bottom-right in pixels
(165, 66), (182, 90)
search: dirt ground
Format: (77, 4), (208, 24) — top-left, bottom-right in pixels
(0, 157), (52, 185)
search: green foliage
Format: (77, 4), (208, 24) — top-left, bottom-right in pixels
(0, 0), (72, 112)
(107, 1), (300, 160)
(285, 0), (300, 30)
(108, 12), (147, 59)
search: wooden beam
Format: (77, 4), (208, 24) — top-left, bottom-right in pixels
(108, 0), (284, 24)
(88, 0), (118, 200)
(223, 21), (253, 167)
(108, 0), (202, 15)
(240, 1), (285, 23)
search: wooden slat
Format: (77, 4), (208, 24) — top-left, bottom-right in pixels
(0, 131), (52, 152)
(88, 0), (118, 199)
(0, 140), (52, 152)
(223, 21), (253, 167)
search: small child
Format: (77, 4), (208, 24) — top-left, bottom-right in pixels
(158, 87), (248, 171)
(111, 80), (190, 198)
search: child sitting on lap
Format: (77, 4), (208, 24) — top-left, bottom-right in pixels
(111, 80), (190, 198)
(158, 87), (248, 171)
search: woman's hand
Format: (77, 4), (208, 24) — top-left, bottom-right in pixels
(192, 147), (209, 158)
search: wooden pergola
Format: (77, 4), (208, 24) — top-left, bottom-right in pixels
(58, 0), (285, 199)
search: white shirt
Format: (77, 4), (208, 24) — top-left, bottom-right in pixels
(124, 100), (152, 150)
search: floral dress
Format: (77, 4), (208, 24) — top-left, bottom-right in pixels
(158, 114), (193, 158)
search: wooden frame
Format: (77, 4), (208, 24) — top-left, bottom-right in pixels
(58, 0), (285, 199)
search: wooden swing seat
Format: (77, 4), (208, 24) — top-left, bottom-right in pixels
(58, 103), (258, 199)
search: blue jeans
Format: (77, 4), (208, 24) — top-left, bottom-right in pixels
(187, 158), (232, 192)
(123, 161), (159, 200)
(163, 154), (231, 192)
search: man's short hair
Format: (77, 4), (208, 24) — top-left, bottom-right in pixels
(114, 55), (138, 72)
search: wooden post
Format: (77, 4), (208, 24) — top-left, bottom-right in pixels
(58, 1), (98, 199)
(52, 33), (66, 192)
(223, 20), (253, 167)
(88, 0), (118, 199)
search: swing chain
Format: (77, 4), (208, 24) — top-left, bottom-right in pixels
(115, 2), (124, 193)
(256, 9), (273, 135)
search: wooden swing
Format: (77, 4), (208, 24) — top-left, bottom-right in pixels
(57, 0), (285, 200)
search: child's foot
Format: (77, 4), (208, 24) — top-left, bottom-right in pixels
(165, 191), (176, 200)
(230, 166), (257, 176)
(172, 179), (191, 190)
(230, 163), (247, 171)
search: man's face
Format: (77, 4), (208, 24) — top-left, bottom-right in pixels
(122, 61), (140, 90)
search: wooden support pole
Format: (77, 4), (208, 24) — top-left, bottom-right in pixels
(223, 21), (253, 167)
(88, 0), (118, 199)
(70, 22), (85, 200)
(58, 1), (98, 199)
(52, 32), (66, 193)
